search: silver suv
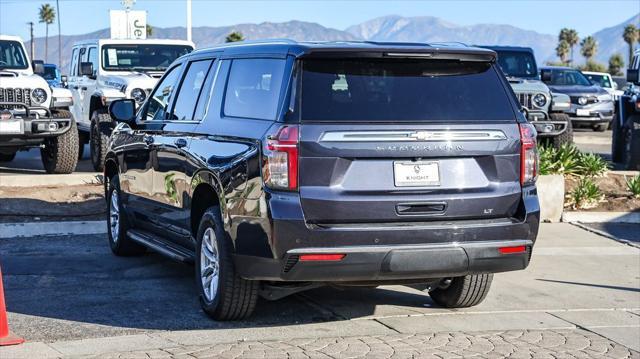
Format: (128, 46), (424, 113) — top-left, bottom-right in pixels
(482, 46), (572, 148)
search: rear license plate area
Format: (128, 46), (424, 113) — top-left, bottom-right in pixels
(393, 161), (440, 187)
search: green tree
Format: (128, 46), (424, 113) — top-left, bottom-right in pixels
(580, 36), (598, 62)
(623, 24), (639, 65)
(225, 31), (244, 43)
(559, 28), (579, 64)
(38, 3), (55, 62)
(608, 53), (625, 76)
(556, 40), (570, 65)
(580, 60), (606, 72)
(146, 24), (153, 37)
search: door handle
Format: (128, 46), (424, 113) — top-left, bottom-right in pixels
(143, 136), (154, 145)
(174, 138), (187, 148)
(81, 87), (87, 91)
(73, 86), (79, 90)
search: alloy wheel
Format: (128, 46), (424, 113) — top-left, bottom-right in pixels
(200, 227), (220, 302)
(109, 189), (120, 243)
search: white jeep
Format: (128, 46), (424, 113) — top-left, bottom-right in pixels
(0, 35), (78, 173)
(67, 39), (194, 171)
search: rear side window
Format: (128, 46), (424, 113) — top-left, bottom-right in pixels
(223, 58), (286, 120)
(301, 59), (515, 122)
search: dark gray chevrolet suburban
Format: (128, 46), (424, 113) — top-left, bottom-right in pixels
(104, 40), (541, 320)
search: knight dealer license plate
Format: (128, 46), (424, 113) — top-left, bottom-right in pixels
(394, 161), (440, 187)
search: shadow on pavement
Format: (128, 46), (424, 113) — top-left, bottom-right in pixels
(0, 234), (432, 338)
(536, 279), (640, 293)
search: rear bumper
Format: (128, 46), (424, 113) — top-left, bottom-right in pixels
(234, 188), (540, 282)
(236, 239), (533, 282)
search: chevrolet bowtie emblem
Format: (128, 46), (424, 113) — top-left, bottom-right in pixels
(411, 131), (434, 141)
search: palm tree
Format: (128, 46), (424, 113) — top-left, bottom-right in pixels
(556, 40), (570, 65)
(608, 54), (624, 76)
(38, 3), (55, 62)
(580, 36), (598, 62)
(559, 28), (579, 64)
(623, 24), (639, 65)
(225, 31), (244, 43)
(146, 24), (153, 37)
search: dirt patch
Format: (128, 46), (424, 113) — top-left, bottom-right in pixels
(565, 173), (640, 212)
(0, 184), (105, 222)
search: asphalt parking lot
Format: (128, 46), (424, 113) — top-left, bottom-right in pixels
(1, 222), (639, 357)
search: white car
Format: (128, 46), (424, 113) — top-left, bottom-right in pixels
(0, 35), (78, 173)
(66, 39), (194, 171)
(583, 71), (625, 100)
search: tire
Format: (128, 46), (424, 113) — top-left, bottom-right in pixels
(107, 174), (146, 256)
(90, 109), (112, 172)
(195, 206), (259, 321)
(429, 274), (493, 308)
(612, 114), (624, 163)
(593, 123), (608, 132)
(0, 152), (16, 162)
(549, 113), (573, 149)
(623, 116), (640, 170)
(40, 110), (79, 174)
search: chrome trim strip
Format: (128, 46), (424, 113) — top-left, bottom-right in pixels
(287, 240), (532, 254)
(320, 130), (507, 142)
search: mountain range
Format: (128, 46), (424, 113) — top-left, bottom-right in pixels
(25, 13), (640, 72)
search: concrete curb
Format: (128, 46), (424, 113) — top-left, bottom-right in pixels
(570, 222), (640, 249)
(0, 173), (103, 187)
(0, 220), (107, 239)
(562, 211), (640, 224)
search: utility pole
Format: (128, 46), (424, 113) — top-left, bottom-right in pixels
(56, 0), (61, 67)
(27, 21), (35, 60)
(186, 0), (192, 42)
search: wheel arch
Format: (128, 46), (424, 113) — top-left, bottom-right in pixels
(189, 170), (226, 238)
(89, 94), (106, 121)
(103, 155), (119, 198)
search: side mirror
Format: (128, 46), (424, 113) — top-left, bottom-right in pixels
(109, 99), (136, 123)
(627, 68), (639, 85)
(32, 60), (45, 75)
(80, 62), (94, 77)
(60, 75), (68, 88)
(540, 69), (552, 83)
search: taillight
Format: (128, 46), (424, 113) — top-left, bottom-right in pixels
(263, 125), (299, 191)
(519, 123), (538, 186)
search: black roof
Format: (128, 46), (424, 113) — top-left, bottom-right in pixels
(186, 39), (496, 62)
(478, 45), (535, 54)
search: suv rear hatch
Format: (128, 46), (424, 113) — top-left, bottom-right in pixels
(290, 55), (526, 224)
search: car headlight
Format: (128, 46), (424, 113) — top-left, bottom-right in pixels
(578, 97), (588, 105)
(533, 93), (547, 108)
(31, 88), (47, 104)
(130, 88), (146, 104)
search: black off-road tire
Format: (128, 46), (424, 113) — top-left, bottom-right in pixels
(90, 109), (112, 172)
(429, 274), (493, 308)
(0, 152), (16, 162)
(41, 110), (79, 174)
(593, 123), (608, 132)
(549, 113), (573, 149)
(195, 207), (259, 321)
(107, 174), (146, 256)
(623, 116), (640, 170)
(611, 114), (624, 163)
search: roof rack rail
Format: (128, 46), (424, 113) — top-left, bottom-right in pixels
(361, 40), (431, 47)
(428, 42), (470, 47)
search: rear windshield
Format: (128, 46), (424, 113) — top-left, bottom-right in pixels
(300, 59), (515, 122)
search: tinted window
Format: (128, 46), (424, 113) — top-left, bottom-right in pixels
(494, 50), (538, 79)
(101, 44), (193, 71)
(193, 62), (219, 122)
(145, 66), (181, 122)
(70, 48), (79, 75)
(171, 60), (214, 121)
(301, 59), (514, 123)
(87, 47), (98, 75)
(545, 69), (591, 86)
(0, 40), (28, 70)
(224, 59), (286, 120)
(43, 65), (59, 80)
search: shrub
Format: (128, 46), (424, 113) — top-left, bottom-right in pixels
(538, 144), (582, 176)
(568, 178), (603, 209)
(626, 175), (640, 198)
(577, 152), (609, 177)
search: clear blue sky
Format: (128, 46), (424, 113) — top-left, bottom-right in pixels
(1, 0), (638, 41)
